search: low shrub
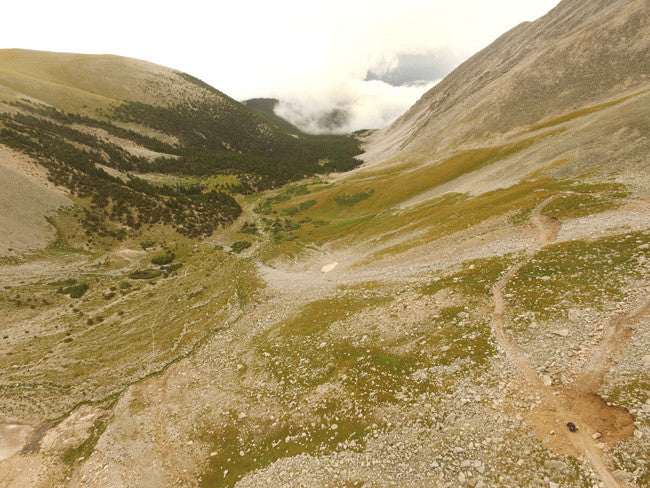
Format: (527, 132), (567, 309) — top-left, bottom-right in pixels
(128, 269), (162, 280)
(151, 250), (175, 265)
(231, 241), (252, 254)
(299, 199), (317, 211)
(60, 283), (89, 298)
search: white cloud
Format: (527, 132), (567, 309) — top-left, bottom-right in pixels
(276, 79), (438, 134)
(0, 0), (560, 131)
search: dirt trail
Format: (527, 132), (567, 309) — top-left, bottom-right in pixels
(491, 193), (646, 488)
(575, 299), (650, 394)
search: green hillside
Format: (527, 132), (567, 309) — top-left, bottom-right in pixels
(0, 50), (362, 239)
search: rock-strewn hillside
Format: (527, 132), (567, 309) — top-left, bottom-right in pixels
(363, 0), (649, 163)
(0, 1), (649, 487)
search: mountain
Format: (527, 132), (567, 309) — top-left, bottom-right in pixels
(242, 98), (302, 135)
(244, 97), (354, 135)
(363, 0), (649, 163)
(0, 50), (362, 250)
(1, 1), (649, 488)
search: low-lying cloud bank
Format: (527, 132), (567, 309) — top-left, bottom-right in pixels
(274, 79), (438, 134)
(3, 1), (560, 135)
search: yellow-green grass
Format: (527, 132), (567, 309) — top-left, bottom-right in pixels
(356, 179), (629, 263)
(199, 296), (497, 486)
(0, 49), (170, 113)
(198, 268), (515, 486)
(541, 193), (621, 219)
(200, 289), (398, 487)
(61, 418), (107, 466)
(359, 180), (553, 262)
(509, 182), (627, 226)
(286, 136), (544, 220)
(506, 231), (650, 325)
(274, 294), (393, 336)
(421, 255), (512, 299)
(524, 88), (650, 133)
(0, 247), (262, 419)
(254, 131), (584, 256)
(254, 136), (539, 222)
(256, 169), (628, 266)
(520, 157), (570, 182)
(199, 399), (372, 488)
(254, 175), (628, 266)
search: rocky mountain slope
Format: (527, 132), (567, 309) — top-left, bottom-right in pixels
(363, 0), (649, 163)
(0, 0), (648, 487)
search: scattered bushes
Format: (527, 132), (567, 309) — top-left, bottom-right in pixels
(162, 262), (182, 273)
(0, 109), (241, 238)
(0, 95), (363, 241)
(239, 222), (258, 234)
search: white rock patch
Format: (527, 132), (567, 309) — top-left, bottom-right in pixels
(0, 424), (33, 461)
(320, 262), (338, 273)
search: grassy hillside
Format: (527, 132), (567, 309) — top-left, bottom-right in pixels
(0, 50), (362, 241)
(2, 87), (648, 485)
(0, 2), (649, 487)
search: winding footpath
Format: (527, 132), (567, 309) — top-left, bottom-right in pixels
(491, 194), (649, 488)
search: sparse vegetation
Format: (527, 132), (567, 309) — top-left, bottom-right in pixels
(1, 29), (648, 488)
(238, 222), (258, 234)
(335, 189), (375, 207)
(541, 193), (620, 219)
(507, 231), (649, 321)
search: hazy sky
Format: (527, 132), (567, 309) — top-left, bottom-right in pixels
(2, 0), (559, 132)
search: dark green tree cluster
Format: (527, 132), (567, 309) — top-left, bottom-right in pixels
(0, 112), (240, 238)
(112, 100), (363, 190)
(0, 88), (363, 239)
(8, 100), (178, 154)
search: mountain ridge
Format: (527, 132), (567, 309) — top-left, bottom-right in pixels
(363, 0), (649, 163)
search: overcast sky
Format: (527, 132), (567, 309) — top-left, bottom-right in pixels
(2, 0), (559, 132)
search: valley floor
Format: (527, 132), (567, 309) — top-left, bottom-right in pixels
(0, 187), (648, 487)
(1, 89), (649, 488)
